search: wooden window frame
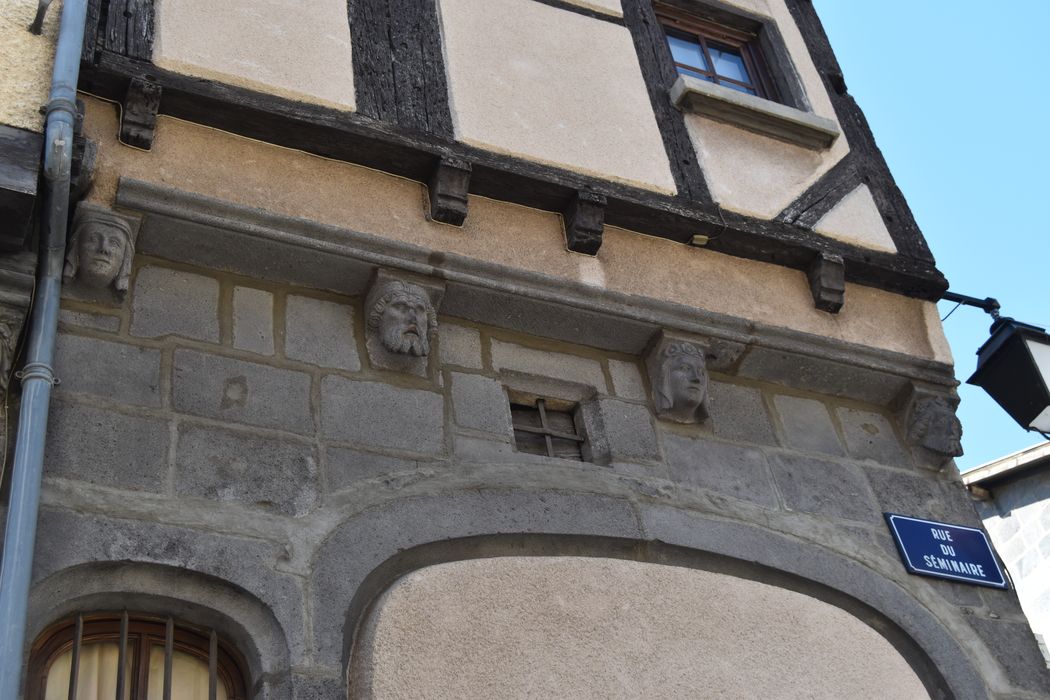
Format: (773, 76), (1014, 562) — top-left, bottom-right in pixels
(26, 613), (249, 700)
(655, 3), (779, 101)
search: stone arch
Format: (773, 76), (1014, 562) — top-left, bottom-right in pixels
(307, 490), (984, 699)
(27, 561), (292, 698)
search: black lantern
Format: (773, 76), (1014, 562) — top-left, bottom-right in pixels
(967, 317), (1050, 434)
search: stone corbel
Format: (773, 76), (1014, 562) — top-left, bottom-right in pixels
(0, 252), (37, 404)
(563, 190), (606, 255)
(808, 252), (845, 313)
(898, 383), (964, 470)
(120, 77), (162, 150)
(364, 270), (445, 378)
(426, 156), (471, 226)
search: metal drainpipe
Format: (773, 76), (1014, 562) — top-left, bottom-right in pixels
(0, 0), (88, 695)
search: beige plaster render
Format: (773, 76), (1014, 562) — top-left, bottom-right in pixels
(80, 96), (945, 361)
(153, 0), (355, 112)
(350, 557), (930, 699)
(682, 0), (852, 219)
(437, 0), (676, 195)
(814, 184), (898, 253)
(0, 0), (61, 132)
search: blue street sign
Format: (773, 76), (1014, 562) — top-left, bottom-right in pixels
(884, 513), (1008, 589)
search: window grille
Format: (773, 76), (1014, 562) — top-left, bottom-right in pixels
(511, 398), (585, 461)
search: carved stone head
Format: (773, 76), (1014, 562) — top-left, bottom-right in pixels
(367, 280), (437, 357)
(908, 395), (963, 467)
(64, 204), (136, 299)
(649, 339), (709, 424)
(364, 275), (442, 377)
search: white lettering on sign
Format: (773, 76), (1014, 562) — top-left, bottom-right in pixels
(922, 555), (985, 577)
(930, 528), (954, 542)
(939, 544), (956, 556)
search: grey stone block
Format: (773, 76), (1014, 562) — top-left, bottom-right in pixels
(769, 452), (879, 523)
(173, 350), (313, 434)
(662, 433), (777, 509)
(54, 334), (161, 407)
(450, 372), (512, 436)
(326, 447), (428, 492)
(863, 467), (982, 527)
(965, 617), (1050, 693)
(837, 407), (908, 465)
(232, 286), (274, 355)
(44, 400), (169, 493)
(321, 377), (444, 454)
(130, 266), (220, 341)
(580, 396), (660, 464)
(707, 380), (776, 446)
(291, 674), (345, 700)
(59, 308), (120, 332)
(176, 425), (319, 517)
(455, 433), (549, 465)
(438, 323), (483, 369)
(608, 359), (647, 401)
(285, 295), (360, 371)
(772, 395), (845, 456)
(490, 339), (607, 390)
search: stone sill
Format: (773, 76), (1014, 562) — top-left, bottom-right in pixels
(670, 75), (841, 150)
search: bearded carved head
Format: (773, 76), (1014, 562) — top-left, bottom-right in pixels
(366, 280), (437, 357)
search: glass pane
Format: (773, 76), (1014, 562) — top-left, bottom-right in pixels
(147, 647), (228, 700)
(45, 643), (132, 700)
(717, 80), (757, 96)
(709, 44), (751, 84)
(666, 33), (707, 72)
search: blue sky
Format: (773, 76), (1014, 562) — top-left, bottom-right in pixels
(812, 0), (1050, 470)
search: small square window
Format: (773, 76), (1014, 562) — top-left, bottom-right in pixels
(510, 397), (585, 461)
(656, 5), (775, 100)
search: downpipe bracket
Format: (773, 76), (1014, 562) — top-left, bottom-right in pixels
(16, 362), (59, 386)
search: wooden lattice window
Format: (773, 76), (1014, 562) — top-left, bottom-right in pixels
(26, 612), (249, 700)
(511, 397), (585, 461)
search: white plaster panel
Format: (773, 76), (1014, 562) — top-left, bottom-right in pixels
(438, 0), (676, 194)
(815, 184), (898, 253)
(351, 557), (930, 698)
(682, 0), (852, 218)
(0, 0), (62, 132)
(153, 0), (355, 111)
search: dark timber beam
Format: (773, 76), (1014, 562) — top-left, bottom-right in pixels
(77, 51), (947, 300)
(427, 156), (472, 226)
(776, 155), (862, 228)
(0, 126), (43, 253)
(563, 191), (607, 255)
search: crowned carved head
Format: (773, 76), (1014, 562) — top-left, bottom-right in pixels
(64, 207), (136, 297)
(653, 341), (709, 423)
(366, 280), (438, 357)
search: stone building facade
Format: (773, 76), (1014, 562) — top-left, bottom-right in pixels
(2, 0), (1050, 697)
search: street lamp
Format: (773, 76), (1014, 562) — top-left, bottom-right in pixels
(944, 292), (1050, 436)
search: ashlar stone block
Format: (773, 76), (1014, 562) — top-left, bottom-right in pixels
(450, 372), (513, 437)
(490, 339), (606, 390)
(772, 395), (845, 456)
(662, 433), (777, 509)
(176, 424), (318, 516)
(438, 323), (483, 369)
(232, 286), (274, 355)
(285, 295), (360, 371)
(769, 452), (879, 523)
(173, 349), (313, 434)
(54, 334), (161, 407)
(321, 377), (444, 454)
(580, 396), (660, 465)
(837, 407), (908, 466)
(131, 266), (220, 341)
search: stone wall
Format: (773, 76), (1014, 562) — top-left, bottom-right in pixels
(977, 469), (1050, 662)
(29, 255), (1049, 698)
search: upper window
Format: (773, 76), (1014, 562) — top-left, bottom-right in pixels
(510, 396), (586, 461)
(27, 612), (249, 700)
(656, 4), (775, 100)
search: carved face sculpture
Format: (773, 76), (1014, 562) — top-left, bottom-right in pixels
(64, 208), (135, 296)
(0, 314), (19, 394)
(656, 342), (708, 423)
(910, 396), (964, 460)
(368, 282), (436, 357)
(77, 224), (127, 286)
